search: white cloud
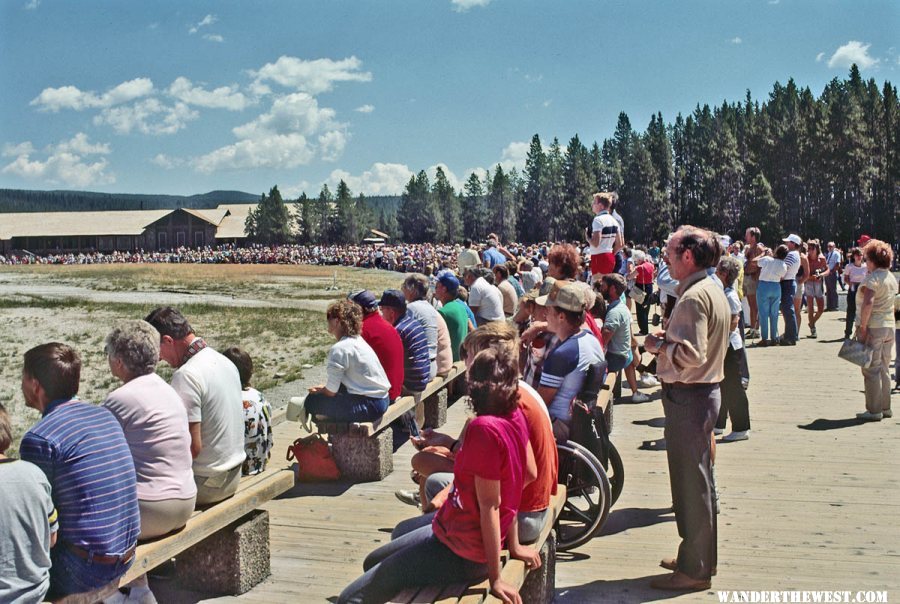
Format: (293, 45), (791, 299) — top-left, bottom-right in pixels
(816, 52), (825, 62)
(189, 14), (217, 34)
(232, 93), (339, 139)
(542, 99), (552, 108)
(355, 104), (375, 114)
(282, 180), (311, 199)
(451, 0), (491, 12)
(167, 77), (249, 110)
(203, 34), (224, 43)
(24, 0), (39, 9)
(827, 40), (880, 70)
(250, 55), (372, 95)
(94, 99), (198, 135)
(150, 154), (184, 169)
(327, 163), (415, 195)
(768, 0), (780, 4)
(31, 77), (154, 112)
(1, 133), (114, 187)
(730, 37), (742, 45)
(318, 130), (347, 162)
(499, 141), (530, 172)
(193, 133), (315, 174)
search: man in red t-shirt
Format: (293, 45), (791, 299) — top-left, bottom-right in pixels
(349, 290), (404, 401)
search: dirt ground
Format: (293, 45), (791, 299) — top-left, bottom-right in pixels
(0, 264), (404, 455)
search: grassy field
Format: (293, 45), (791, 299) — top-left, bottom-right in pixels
(0, 264), (406, 455)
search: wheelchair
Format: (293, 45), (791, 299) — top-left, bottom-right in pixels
(554, 362), (625, 551)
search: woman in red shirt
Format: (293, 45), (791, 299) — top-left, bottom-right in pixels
(338, 347), (538, 604)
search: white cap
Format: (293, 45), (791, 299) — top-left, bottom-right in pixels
(783, 234), (802, 246)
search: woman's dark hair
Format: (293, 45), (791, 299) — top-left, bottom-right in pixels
(223, 346), (253, 389)
(466, 347), (520, 417)
(547, 244), (579, 279)
(774, 244), (788, 260)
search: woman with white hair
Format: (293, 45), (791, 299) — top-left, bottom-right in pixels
(103, 320), (197, 602)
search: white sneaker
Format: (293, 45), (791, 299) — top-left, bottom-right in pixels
(637, 374), (660, 388)
(722, 430), (750, 442)
(394, 489), (421, 507)
(856, 411), (883, 422)
(713, 428), (724, 436)
(631, 392), (651, 403)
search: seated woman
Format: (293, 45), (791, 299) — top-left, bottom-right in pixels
(305, 299), (392, 422)
(103, 320), (197, 602)
(339, 346), (539, 604)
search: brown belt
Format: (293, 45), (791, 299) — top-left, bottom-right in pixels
(65, 542), (136, 565)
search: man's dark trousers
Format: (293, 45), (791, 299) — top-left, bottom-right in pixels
(825, 271), (839, 311)
(662, 382), (720, 580)
(779, 279), (798, 342)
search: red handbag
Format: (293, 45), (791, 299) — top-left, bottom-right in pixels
(286, 434), (341, 482)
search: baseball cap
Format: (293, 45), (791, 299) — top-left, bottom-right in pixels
(857, 234), (871, 246)
(536, 281), (585, 312)
(782, 234), (802, 246)
(347, 289), (378, 311)
(377, 289), (407, 310)
(437, 272), (460, 293)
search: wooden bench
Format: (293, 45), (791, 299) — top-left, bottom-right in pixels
(119, 464), (295, 595)
(388, 488), (567, 604)
(313, 361), (467, 482)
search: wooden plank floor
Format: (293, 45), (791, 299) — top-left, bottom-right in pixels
(155, 307), (900, 603)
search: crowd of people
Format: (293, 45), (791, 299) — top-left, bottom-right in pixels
(2, 188), (897, 603)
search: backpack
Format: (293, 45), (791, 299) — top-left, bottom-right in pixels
(286, 434), (341, 482)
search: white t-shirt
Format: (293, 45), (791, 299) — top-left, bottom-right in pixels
(467, 277), (506, 323)
(325, 336), (391, 398)
(783, 250), (801, 280)
(758, 257), (787, 283)
(590, 211), (620, 255)
(171, 346), (246, 477)
(844, 263), (867, 285)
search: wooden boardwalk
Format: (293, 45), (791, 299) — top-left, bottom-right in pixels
(156, 309), (899, 603)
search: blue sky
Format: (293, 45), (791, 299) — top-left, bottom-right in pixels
(1, 0), (897, 199)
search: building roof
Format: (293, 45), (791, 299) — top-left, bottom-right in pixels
(0, 209), (172, 241)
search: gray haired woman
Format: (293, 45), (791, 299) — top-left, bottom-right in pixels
(714, 256), (751, 441)
(102, 320), (197, 602)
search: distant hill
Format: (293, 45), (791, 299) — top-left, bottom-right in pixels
(0, 188), (402, 214)
(0, 189), (260, 213)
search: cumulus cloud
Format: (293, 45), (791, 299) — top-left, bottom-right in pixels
(816, 52), (825, 62)
(193, 133), (315, 174)
(94, 99), (198, 135)
(189, 14), (217, 34)
(167, 77), (249, 110)
(730, 37), (742, 45)
(827, 41), (880, 70)
(203, 34), (224, 43)
(318, 131), (348, 162)
(355, 104), (375, 113)
(499, 141), (530, 172)
(250, 56), (372, 95)
(451, 0), (491, 12)
(2, 133), (114, 187)
(31, 78), (154, 112)
(232, 93), (338, 139)
(151, 154), (184, 169)
(327, 163), (415, 195)
(24, 0), (39, 9)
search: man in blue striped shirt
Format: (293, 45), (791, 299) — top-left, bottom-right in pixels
(378, 289), (431, 394)
(19, 343), (141, 601)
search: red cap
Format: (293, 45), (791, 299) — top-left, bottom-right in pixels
(857, 234), (871, 246)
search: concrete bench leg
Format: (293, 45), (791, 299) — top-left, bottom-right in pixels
(423, 389), (448, 429)
(520, 530), (556, 604)
(176, 509), (270, 595)
(331, 428), (393, 481)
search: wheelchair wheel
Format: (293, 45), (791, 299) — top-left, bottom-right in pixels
(555, 440), (611, 551)
(605, 441), (625, 507)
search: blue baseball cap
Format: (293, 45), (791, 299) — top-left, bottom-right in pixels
(347, 289), (378, 311)
(378, 289), (407, 310)
(437, 272), (460, 293)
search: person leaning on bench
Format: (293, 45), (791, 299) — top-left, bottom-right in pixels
(145, 307), (246, 506)
(304, 299), (392, 422)
(19, 342), (142, 602)
(338, 344), (540, 604)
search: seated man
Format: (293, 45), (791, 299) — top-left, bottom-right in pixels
(145, 307), (246, 506)
(0, 403), (58, 604)
(19, 343), (140, 601)
(434, 272), (474, 362)
(536, 283), (606, 441)
(378, 290), (431, 395)
(349, 289), (405, 401)
(463, 266), (506, 326)
(402, 274), (442, 380)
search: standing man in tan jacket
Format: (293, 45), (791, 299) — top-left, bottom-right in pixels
(643, 226), (731, 591)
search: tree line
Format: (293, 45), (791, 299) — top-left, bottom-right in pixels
(249, 66), (899, 247)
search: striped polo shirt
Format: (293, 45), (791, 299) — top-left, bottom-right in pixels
(20, 398), (141, 556)
(395, 312), (431, 393)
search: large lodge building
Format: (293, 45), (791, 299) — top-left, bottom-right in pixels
(0, 204), (256, 254)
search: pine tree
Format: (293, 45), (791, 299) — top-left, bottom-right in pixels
(316, 184), (334, 244)
(520, 134), (547, 243)
(433, 166), (461, 242)
(247, 186), (292, 244)
(462, 172), (485, 241)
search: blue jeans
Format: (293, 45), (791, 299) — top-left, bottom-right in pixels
(338, 525), (486, 604)
(779, 280), (798, 342)
(305, 390), (389, 422)
(757, 280), (781, 341)
(48, 547), (132, 600)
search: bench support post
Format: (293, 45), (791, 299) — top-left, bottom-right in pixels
(520, 529), (557, 604)
(423, 389), (448, 430)
(175, 509), (270, 595)
(331, 428), (393, 481)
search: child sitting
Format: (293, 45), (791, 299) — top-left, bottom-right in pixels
(224, 347), (274, 476)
